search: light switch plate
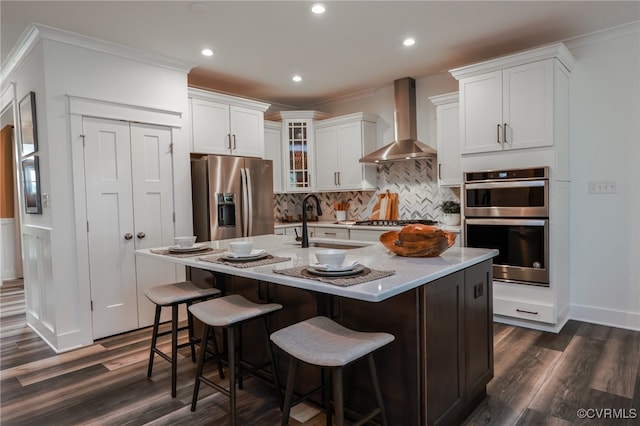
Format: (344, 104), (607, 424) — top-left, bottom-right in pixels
(588, 181), (617, 194)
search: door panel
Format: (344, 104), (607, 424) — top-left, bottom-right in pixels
(130, 124), (177, 327)
(83, 117), (138, 339)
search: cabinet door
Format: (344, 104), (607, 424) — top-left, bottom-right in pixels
(425, 271), (465, 425)
(503, 59), (554, 150)
(464, 260), (493, 400)
(264, 123), (283, 193)
(191, 98), (231, 154)
(459, 71), (503, 154)
(436, 101), (461, 186)
(336, 122), (365, 189)
(285, 120), (313, 192)
(230, 105), (264, 158)
(314, 126), (339, 191)
(83, 117), (139, 339)
(130, 124), (178, 327)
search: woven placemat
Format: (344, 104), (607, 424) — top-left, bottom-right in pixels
(150, 247), (224, 258)
(199, 254), (291, 268)
(273, 265), (395, 287)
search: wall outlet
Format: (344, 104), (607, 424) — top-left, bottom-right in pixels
(588, 181), (617, 194)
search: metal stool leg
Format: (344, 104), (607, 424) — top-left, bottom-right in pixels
(368, 354), (388, 426)
(263, 317), (283, 409)
(171, 304), (179, 398)
(147, 305), (162, 377)
(186, 301), (197, 362)
(191, 324), (210, 411)
(280, 357), (297, 426)
(228, 326), (237, 426)
(332, 368), (344, 426)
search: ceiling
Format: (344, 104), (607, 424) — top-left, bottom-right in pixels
(2, 1), (639, 108)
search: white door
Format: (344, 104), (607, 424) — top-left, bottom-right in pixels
(336, 122), (364, 189)
(84, 118), (177, 338)
(314, 126), (338, 190)
(130, 124), (177, 327)
(230, 105), (264, 158)
(191, 98), (231, 154)
(83, 117), (138, 339)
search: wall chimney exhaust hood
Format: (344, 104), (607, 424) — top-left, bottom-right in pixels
(360, 77), (436, 163)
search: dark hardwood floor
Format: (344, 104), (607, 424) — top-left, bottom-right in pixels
(1, 279), (638, 425)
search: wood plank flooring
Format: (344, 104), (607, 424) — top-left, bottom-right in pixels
(2, 279), (639, 425)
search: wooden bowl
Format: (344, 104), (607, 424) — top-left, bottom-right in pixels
(379, 224), (456, 257)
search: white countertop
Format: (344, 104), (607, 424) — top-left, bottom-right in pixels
(136, 234), (495, 303)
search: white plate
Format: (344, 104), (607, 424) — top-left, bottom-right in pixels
(220, 249), (267, 261)
(168, 243), (208, 253)
(308, 261), (359, 272)
(306, 264), (365, 277)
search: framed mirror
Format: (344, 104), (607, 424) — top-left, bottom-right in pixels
(19, 91), (38, 157)
(22, 155), (42, 214)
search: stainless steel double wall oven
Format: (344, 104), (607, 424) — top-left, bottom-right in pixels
(464, 167), (550, 286)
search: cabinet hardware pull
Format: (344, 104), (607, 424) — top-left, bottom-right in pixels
(503, 123), (508, 144)
(136, 232), (145, 239)
(337, 172), (340, 185)
(227, 134), (232, 150)
(232, 134), (237, 150)
(438, 163), (442, 180)
(124, 233), (133, 240)
(497, 124), (501, 144)
(334, 172), (338, 186)
(516, 308), (539, 315)
(325, 232), (337, 236)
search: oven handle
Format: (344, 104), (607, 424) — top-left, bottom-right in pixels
(465, 218), (547, 227)
(464, 180), (546, 190)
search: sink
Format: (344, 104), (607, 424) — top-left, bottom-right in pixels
(286, 240), (370, 250)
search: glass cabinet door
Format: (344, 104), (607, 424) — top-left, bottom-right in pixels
(287, 121), (310, 190)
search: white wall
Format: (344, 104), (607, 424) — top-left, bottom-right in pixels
(566, 25), (640, 330)
(3, 28), (191, 351)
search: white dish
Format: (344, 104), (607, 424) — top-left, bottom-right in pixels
(168, 243), (207, 253)
(308, 261), (359, 272)
(306, 264), (365, 277)
(220, 249), (266, 260)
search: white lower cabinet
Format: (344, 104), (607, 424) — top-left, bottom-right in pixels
(349, 228), (387, 242)
(314, 227), (349, 240)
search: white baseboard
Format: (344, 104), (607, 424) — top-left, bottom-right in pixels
(570, 303), (640, 332)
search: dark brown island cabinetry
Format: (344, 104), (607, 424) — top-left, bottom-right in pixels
(223, 259), (493, 425)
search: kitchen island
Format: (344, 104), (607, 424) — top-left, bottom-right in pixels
(137, 234), (497, 425)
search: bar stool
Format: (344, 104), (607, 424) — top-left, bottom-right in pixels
(270, 316), (394, 426)
(189, 294), (283, 426)
(144, 280), (221, 397)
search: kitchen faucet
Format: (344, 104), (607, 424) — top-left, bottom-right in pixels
(301, 194), (323, 248)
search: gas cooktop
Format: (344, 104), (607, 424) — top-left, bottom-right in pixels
(354, 219), (438, 227)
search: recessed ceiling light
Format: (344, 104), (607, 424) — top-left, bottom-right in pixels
(403, 38), (416, 47)
(292, 75), (302, 82)
(311, 3), (326, 14)
(201, 48), (214, 57)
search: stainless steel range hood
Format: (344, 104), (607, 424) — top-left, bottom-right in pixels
(360, 77), (436, 163)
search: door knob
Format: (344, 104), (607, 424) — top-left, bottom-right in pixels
(137, 232), (146, 239)
(124, 233), (133, 240)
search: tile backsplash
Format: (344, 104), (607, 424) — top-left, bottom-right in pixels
(274, 159), (459, 222)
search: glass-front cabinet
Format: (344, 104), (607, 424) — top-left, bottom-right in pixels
(287, 120), (310, 189)
(266, 111), (330, 193)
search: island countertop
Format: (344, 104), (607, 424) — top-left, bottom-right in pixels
(136, 234), (497, 302)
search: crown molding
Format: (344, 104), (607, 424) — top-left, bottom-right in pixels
(1, 23), (194, 83)
(563, 20), (640, 50)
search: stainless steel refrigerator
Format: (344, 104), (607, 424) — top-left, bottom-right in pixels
(191, 155), (274, 242)
(189, 155), (274, 289)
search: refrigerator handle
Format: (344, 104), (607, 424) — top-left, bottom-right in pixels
(245, 167), (254, 236)
(241, 168), (249, 237)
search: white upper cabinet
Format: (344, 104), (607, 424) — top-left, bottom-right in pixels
(429, 92), (460, 186)
(451, 43), (575, 155)
(189, 88), (270, 157)
(264, 120), (283, 193)
(314, 113), (378, 192)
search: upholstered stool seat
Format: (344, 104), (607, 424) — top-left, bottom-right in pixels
(189, 294), (283, 426)
(144, 281), (221, 397)
(271, 316), (394, 426)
